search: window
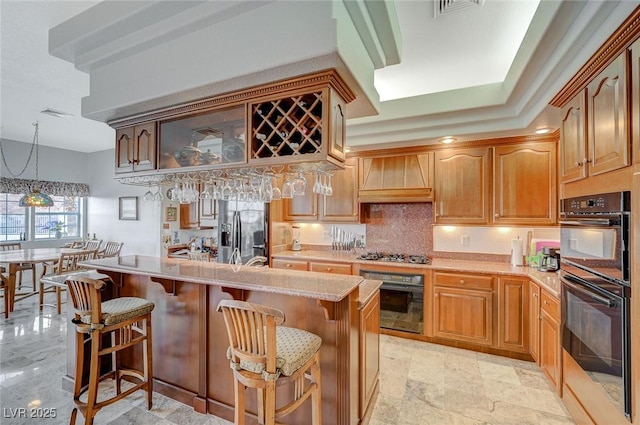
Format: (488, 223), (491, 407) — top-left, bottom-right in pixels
(34, 196), (82, 240)
(0, 193), (26, 241)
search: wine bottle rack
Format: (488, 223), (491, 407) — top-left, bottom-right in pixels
(250, 91), (326, 161)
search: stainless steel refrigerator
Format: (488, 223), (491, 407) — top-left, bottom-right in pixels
(217, 200), (268, 265)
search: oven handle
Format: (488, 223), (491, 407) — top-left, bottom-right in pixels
(559, 219), (612, 226)
(560, 276), (615, 307)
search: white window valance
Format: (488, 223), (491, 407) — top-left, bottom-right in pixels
(0, 177), (90, 197)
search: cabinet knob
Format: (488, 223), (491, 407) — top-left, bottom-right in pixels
(286, 264), (292, 268)
(327, 268), (332, 272)
(583, 158), (592, 164)
(533, 293), (538, 298)
(459, 279), (465, 284)
(494, 214), (500, 218)
(543, 300), (549, 305)
(575, 161), (582, 167)
(435, 294), (439, 298)
(539, 316), (543, 321)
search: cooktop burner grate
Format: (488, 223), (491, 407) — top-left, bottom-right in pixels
(358, 252), (430, 264)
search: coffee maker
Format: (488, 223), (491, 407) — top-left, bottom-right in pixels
(539, 247), (560, 272)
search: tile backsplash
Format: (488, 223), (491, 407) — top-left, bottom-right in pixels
(364, 203), (433, 255)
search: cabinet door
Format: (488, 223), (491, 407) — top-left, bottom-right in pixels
(282, 174), (318, 221)
(587, 52), (629, 176)
(271, 259), (309, 271)
(632, 38), (640, 165)
(180, 201), (199, 229)
(493, 143), (557, 225)
(359, 291), (380, 417)
(434, 147), (490, 224)
(529, 281), (541, 364)
(497, 277), (528, 353)
(200, 198), (216, 219)
(320, 157), (359, 222)
(433, 286), (493, 346)
(560, 91), (588, 183)
(540, 309), (561, 393)
(115, 127), (134, 173)
(133, 122), (157, 172)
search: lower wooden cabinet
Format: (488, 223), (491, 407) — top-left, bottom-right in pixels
(359, 291), (380, 418)
(271, 259), (309, 271)
(309, 261), (352, 275)
(497, 277), (528, 353)
(432, 271), (494, 346)
(529, 280), (561, 395)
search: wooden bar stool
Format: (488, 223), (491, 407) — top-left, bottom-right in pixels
(66, 276), (154, 425)
(217, 299), (322, 425)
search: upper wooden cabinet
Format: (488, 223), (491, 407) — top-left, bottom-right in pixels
(587, 52), (630, 176)
(632, 38), (640, 165)
(358, 153), (433, 203)
(434, 147), (490, 224)
(560, 91), (588, 183)
(283, 157), (359, 222)
(493, 142), (557, 225)
(115, 122), (157, 174)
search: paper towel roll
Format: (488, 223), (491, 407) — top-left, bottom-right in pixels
(511, 238), (524, 266)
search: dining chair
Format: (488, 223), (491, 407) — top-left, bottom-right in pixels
(0, 242), (37, 291)
(39, 249), (96, 315)
(97, 242), (123, 258)
(187, 251), (211, 261)
(217, 299), (322, 425)
(83, 239), (103, 253)
(0, 273), (8, 319)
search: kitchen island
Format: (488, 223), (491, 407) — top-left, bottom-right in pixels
(64, 255), (381, 425)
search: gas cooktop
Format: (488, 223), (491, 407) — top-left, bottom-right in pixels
(357, 252), (430, 265)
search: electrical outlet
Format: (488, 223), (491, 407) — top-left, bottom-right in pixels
(461, 235), (469, 246)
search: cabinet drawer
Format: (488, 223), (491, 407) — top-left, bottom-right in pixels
(433, 272), (493, 291)
(540, 290), (559, 321)
(309, 261), (352, 275)
(272, 259), (309, 271)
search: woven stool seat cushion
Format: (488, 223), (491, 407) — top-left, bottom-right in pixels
(231, 326), (321, 377)
(81, 297), (155, 326)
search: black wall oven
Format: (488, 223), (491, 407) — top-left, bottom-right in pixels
(560, 191), (631, 420)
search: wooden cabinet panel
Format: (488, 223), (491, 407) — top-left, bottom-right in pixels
(309, 261), (352, 275)
(321, 157), (359, 222)
(587, 52), (629, 176)
(359, 291), (380, 418)
(560, 91), (588, 183)
(497, 277), (528, 353)
(632, 38), (640, 165)
(271, 259), (308, 271)
(359, 153), (433, 203)
(540, 307), (561, 394)
(283, 157), (359, 222)
(540, 290), (560, 322)
(115, 123), (157, 174)
(433, 271), (493, 291)
(434, 147), (490, 224)
(493, 143), (557, 225)
(529, 281), (541, 364)
(180, 202), (199, 229)
(433, 286), (493, 346)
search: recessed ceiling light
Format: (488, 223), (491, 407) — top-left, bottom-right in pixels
(535, 128), (552, 134)
(440, 137), (456, 144)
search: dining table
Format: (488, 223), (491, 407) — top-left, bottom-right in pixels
(0, 247), (82, 318)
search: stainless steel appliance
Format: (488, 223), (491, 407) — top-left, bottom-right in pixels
(359, 268), (424, 334)
(217, 200), (268, 265)
(539, 247), (560, 272)
(560, 191), (631, 420)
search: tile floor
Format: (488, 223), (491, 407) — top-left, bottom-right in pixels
(0, 292), (575, 424)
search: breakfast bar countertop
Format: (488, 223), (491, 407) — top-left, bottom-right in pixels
(80, 255), (364, 302)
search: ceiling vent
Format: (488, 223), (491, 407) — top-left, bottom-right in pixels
(435, 0), (484, 18)
(40, 108), (72, 118)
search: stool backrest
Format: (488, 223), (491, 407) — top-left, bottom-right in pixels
(55, 250), (96, 274)
(0, 242), (21, 251)
(66, 276), (107, 327)
(187, 251), (210, 261)
(217, 300), (285, 374)
(100, 242), (123, 258)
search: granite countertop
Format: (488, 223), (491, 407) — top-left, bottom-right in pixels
(80, 255), (364, 302)
(272, 250), (561, 298)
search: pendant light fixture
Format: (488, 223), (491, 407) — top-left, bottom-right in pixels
(0, 122), (54, 207)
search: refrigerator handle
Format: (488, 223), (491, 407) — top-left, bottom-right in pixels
(232, 211), (242, 253)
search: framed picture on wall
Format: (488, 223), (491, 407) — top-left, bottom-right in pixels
(165, 206), (177, 222)
(119, 196), (138, 220)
